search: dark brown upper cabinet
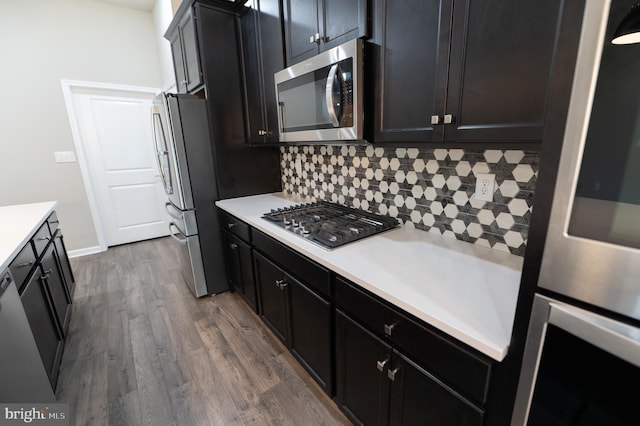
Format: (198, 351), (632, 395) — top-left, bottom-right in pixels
(239, 0), (285, 144)
(166, 8), (203, 93)
(370, 0), (565, 147)
(283, 0), (368, 66)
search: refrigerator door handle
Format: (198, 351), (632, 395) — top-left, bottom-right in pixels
(169, 222), (188, 245)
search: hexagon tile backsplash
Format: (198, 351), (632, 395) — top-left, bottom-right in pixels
(280, 145), (539, 256)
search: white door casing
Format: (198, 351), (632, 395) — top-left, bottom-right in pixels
(61, 81), (170, 250)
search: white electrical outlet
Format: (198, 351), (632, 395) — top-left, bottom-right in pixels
(54, 151), (76, 163)
(475, 173), (495, 202)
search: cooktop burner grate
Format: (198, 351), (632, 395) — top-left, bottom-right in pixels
(262, 201), (399, 249)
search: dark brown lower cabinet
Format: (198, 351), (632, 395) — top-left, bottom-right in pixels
(20, 270), (64, 388)
(254, 251), (333, 395)
(336, 310), (484, 426)
(40, 244), (72, 332)
(222, 231), (257, 311)
(336, 309), (391, 426)
(389, 352), (483, 426)
(52, 229), (75, 297)
(288, 275), (332, 392)
(254, 252), (289, 343)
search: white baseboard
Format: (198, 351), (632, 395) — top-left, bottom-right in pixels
(67, 245), (105, 258)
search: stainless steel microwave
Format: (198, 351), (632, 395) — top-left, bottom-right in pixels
(274, 39), (363, 142)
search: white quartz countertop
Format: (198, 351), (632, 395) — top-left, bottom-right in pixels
(217, 193), (523, 361)
(0, 202), (57, 271)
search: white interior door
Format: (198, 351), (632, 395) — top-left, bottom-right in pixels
(72, 88), (170, 247)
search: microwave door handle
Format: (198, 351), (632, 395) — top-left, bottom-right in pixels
(278, 101), (286, 133)
(325, 64), (341, 127)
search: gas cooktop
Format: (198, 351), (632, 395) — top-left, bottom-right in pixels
(262, 201), (399, 249)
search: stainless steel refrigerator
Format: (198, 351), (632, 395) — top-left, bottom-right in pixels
(151, 93), (222, 297)
(151, 92), (281, 297)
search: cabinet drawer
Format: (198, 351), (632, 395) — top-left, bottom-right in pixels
(32, 222), (52, 257)
(335, 276), (491, 405)
(47, 212), (60, 235)
(252, 229), (330, 298)
(218, 209), (251, 242)
(9, 243), (37, 290)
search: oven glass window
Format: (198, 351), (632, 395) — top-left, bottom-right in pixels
(529, 325), (638, 425)
(568, 0), (640, 249)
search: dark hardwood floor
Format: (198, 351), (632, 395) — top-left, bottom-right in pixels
(56, 237), (350, 426)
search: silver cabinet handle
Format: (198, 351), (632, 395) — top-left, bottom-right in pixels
(387, 367), (400, 381)
(37, 236), (51, 241)
(309, 34), (315, 44)
(17, 261), (34, 268)
(384, 322), (397, 336)
(431, 115), (440, 125)
(376, 359), (389, 372)
(443, 114), (453, 124)
(275, 279), (288, 290)
(227, 223), (236, 229)
(549, 302), (640, 368)
(325, 64), (341, 127)
(230, 243), (238, 250)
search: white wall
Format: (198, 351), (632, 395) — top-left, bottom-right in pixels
(153, 0), (177, 91)
(0, 0), (164, 251)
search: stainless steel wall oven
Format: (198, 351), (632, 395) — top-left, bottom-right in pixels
(512, 0), (640, 424)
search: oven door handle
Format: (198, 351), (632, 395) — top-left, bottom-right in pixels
(548, 302), (640, 368)
(169, 222), (188, 245)
(325, 64), (341, 127)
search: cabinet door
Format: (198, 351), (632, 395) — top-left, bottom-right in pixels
(283, 0), (320, 65)
(223, 231), (243, 294)
(180, 9), (203, 93)
(336, 310), (391, 426)
(224, 231), (258, 311)
(168, 27), (188, 93)
(254, 252), (289, 344)
(21, 271), (64, 388)
(289, 276), (332, 395)
(241, 0), (285, 143)
(388, 351), (484, 426)
(371, 0), (452, 143)
(321, 0), (368, 51)
(239, 244), (257, 311)
(53, 231), (75, 298)
(40, 244), (72, 333)
(445, 0), (564, 143)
